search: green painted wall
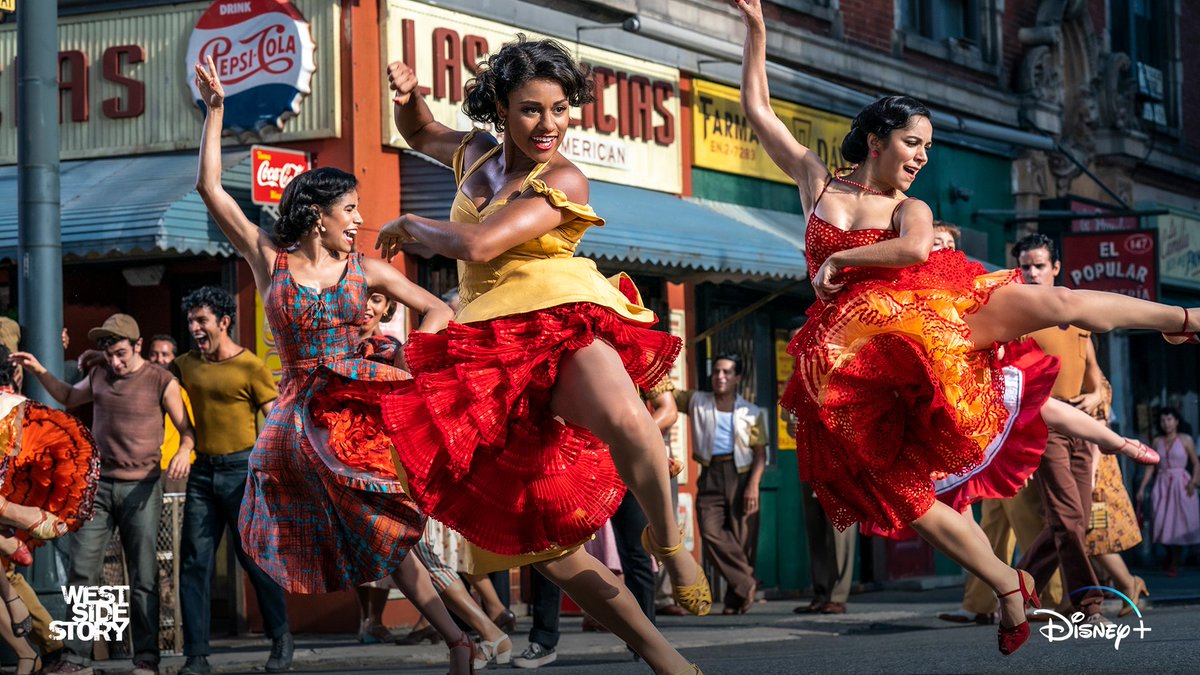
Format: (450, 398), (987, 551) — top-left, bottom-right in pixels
(691, 168), (803, 213)
(903, 144), (1015, 264)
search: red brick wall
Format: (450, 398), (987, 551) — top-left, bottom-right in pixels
(1002, 0), (1041, 88)
(838, 0), (895, 52)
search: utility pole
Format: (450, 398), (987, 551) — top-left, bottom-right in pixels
(17, 0), (67, 605)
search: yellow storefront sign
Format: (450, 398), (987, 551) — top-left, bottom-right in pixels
(692, 80), (851, 184)
(0, 2), (15, 15)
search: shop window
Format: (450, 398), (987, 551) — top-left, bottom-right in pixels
(1111, 0), (1177, 129)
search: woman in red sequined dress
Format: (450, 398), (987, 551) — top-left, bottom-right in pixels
(731, 0), (1198, 655)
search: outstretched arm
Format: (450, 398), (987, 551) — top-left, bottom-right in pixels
(376, 166), (583, 263)
(730, 0), (830, 211)
(388, 61), (472, 167)
(194, 56), (276, 294)
(361, 257), (454, 335)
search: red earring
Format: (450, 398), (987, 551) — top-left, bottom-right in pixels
(871, 150), (879, 158)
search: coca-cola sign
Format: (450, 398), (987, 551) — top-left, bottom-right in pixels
(251, 144), (310, 205)
(186, 0), (317, 136)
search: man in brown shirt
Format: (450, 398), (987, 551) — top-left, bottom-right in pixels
(1011, 234), (1109, 622)
(14, 313), (193, 675)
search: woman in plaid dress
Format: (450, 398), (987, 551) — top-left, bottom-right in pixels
(192, 59), (473, 673)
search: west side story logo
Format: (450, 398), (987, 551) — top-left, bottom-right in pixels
(1033, 586), (1151, 650)
(49, 586), (130, 641)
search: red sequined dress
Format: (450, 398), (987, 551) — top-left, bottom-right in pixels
(781, 178), (1055, 537)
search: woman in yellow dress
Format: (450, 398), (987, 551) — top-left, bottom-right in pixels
(317, 36), (704, 674)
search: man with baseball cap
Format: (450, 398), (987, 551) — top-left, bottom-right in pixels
(12, 313), (194, 675)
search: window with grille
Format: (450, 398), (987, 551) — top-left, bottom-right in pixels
(1112, 0), (1176, 128)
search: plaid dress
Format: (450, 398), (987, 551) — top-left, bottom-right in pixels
(238, 251), (425, 593)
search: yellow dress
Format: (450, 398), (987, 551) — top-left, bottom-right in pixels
(373, 131), (682, 571)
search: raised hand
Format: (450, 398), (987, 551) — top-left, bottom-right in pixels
(376, 215), (417, 262)
(194, 54), (225, 109)
(387, 61), (420, 106)
(8, 352), (46, 377)
(728, 0), (764, 28)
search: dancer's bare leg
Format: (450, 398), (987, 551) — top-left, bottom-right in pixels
(1092, 553), (1135, 597)
(958, 506), (990, 550)
(551, 342), (702, 604)
(355, 586), (389, 626)
(536, 548), (690, 675)
(393, 554), (471, 674)
(466, 573), (506, 618)
(441, 579), (508, 644)
(966, 284), (1199, 348)
(911, 501), (1028, 628)
(0, 596), (37, 674)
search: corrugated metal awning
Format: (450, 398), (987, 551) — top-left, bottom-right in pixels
(0, 151), (249, 261)
(399, 153), (807, 280)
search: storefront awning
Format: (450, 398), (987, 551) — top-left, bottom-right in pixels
(582, 182), (806, 280)
(0, 152), (248, 262)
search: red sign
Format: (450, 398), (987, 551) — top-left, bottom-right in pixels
(1061, 230), (1158, 301)
(1069, 200), (1138, 233)
(251, 144), (308, 205)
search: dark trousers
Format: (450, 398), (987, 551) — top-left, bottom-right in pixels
(63, 476), (163, 666)
(1017, 429), (1104, 614)
(180, 451), (289, 656)
(802, 482), (857, 604)
(697, 459), (757, 604)
(527, 491), (656, 648)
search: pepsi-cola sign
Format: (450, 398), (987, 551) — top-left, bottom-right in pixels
(186, 0), (317, 135)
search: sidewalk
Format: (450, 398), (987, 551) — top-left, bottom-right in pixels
(91, 567), (1199, 674)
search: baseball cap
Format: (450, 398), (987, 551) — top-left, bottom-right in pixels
(88, 313), (141, 343)
(0, 317), (19, 352)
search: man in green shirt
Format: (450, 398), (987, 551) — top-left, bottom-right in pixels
(169, 287), (292, 675)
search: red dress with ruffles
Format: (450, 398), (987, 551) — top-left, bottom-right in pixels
(0, 388), (99, 547)
(312, 134), (680, 561)
(782, 182), (1054, 538)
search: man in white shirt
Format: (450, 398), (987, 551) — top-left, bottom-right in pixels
(675, 354), (767, 614)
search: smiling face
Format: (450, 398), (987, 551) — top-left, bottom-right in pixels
(870, 115), (932, 191)
(362, 292), (390, 333)
(105, 338), (143, 376)
(317, 189), (363, 254)
(186, 305), (232, 358)
(497, 78), (571, 163)
(147, 339), (177, 366)
(711, 358), (741, 396)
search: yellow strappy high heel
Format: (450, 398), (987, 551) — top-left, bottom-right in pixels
(641, 525), (712, 617)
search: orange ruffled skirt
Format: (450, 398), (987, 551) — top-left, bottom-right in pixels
(782, 250), (1044, 537)
(0, 396), (99, 547)
(312, 302), (680, 557)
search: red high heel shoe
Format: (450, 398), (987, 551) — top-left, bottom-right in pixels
(8, 542), (32, 567)
(997, 570), (1040, 656)
(1163, 308), (1200, 345)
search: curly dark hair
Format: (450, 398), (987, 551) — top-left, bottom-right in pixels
(0, 346), (14, 388)
(1011, 233), (1059, 264)
(182, 286), (237, 333)
(273, 167), (359, 247)
(463, 35), (595, 132)
(841, 95), (932, 164)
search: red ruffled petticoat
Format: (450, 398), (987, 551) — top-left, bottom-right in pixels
(783, 250), (1025, 537)
(345, 302), (680, 556)
(1, 400), (100, 547)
